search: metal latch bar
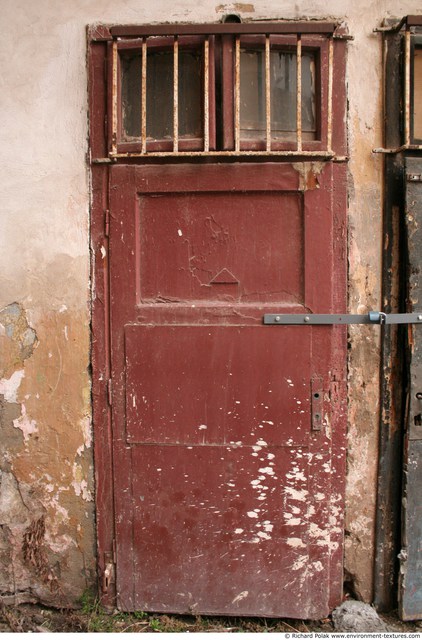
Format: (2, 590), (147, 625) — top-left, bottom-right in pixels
(263, 312), (422, 326)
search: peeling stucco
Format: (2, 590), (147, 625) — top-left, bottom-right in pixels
(0, 301), (95, 605)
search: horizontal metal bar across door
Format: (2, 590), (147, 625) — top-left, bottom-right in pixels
(263, 311), (422, 325)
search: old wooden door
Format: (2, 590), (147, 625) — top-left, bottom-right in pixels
(108, 160), (347, 617)
(400, 157), (422, 620)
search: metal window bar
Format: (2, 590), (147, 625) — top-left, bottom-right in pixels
(112, 41), (118, 154)
(204, 37), (210, 152)
(141, 38), (147, 154)
(296, 34), (302, 152)
(327, 35), (334, 152)
(265, 35), (271, 151)
(405, 26), (411, 147)
(373, 17), (422, 154)
(234, 35), (241, 152)
(108, 26), (345, 160)
(173, 36), (179, 152)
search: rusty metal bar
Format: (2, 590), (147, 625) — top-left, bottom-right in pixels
(173, 36), (179, 152)
(374, 15), (422, 33)
(327, 35), (334, 151)
(265, 35), (271, 152)
(296, 34), (302, 152)
(204, 37), (210, 152)
(108, 149), (337, 159)
(404, 27), (411, 147)
(141, 38), (147, 154)
(373, 144), (422, 154)
(111, 23), (338, 37)
(112, 41), (118, 153)
(235, 36), (240, 152)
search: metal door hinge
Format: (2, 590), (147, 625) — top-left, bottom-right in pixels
(263, 311), (422, 326)
(107, 378), (113, 406)
(104, 209), (110, 237)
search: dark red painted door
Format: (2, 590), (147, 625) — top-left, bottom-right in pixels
(109, 162), (346, 617)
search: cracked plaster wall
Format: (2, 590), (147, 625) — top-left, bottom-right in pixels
(1, 0), (421, 608)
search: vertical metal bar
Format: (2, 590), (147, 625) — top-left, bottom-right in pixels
(296, 34), (302, 151)
(265, 35), (271, 151)
(141, 38), (147, 154)
(405, 26), (411, 146)
(235, 36), (240, 152)
(327, 35), (334, 151)
(204, 37), (210, 152)
(112, 41), (118, 154)
(173, 36), (179, 152)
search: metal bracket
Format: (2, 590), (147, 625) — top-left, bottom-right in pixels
(263, 311), (422, 326)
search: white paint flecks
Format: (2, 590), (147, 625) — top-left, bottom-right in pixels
(100, 245), (106, 259)
(247, 511), (258, 518)
(258, 467), (275, 476)
(285, 487), (308, 501)
(13, 403), (37, 441)
(198, 424), (207, 430)
(292, 556), (308, 571)
(257, 531), (271, 540)
(232, 591), (248, 604)
(287, 537), (306, 549)
(234, 528), (244, 534)
(178, 229), (183, 236)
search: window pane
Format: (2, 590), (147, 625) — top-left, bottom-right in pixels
(146, 51), (173, 140)
(240, 48), (316, 141)
(120, 48), (203, 142)
(178, 51), (203, 138)
(121, 53), (142, 139)
(413, 47), (422, 141)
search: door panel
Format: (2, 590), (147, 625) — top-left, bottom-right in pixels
(125, 325), (312, 446)
(138, 192), (304, 304)
(109, 162), (346, 617)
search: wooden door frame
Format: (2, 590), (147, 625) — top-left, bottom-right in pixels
(88, 23), (348, 609)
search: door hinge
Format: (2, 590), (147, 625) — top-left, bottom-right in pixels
(107, 378), (113, 406)
(112, 537), (117, 564)
(104, 209), (110, 237)
(263, 311), (422, 326)
(102, 550), (115, 595)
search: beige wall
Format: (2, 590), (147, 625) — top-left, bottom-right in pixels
(0, 0), (420, 607)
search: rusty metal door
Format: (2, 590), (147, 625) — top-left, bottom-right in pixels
(400, 158), (422, 620)
(108, 161), (347, 617)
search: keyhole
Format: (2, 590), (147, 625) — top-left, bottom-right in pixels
(414, 414), (422, 426)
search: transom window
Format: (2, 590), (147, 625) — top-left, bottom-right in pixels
(109, 22), (340, 157)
